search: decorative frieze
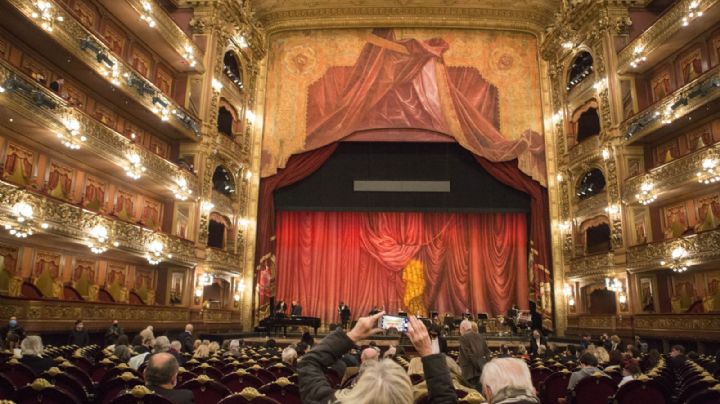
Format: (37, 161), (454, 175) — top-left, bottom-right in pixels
(627, 228), (720, 271)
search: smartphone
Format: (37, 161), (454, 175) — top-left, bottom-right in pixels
(379, 315), (409, 332)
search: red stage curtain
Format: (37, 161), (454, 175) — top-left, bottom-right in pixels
(255, 144), (338, 305)
(474, 156), (552, 317)
(275, 211), (528, 324)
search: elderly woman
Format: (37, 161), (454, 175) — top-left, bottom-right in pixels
(194, 343), (210, 359)
(19, 336), (54, 376)
(409, 355), (483, 402)
(298, 312), (457, 404)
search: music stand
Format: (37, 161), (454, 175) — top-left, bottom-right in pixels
(476, 313), (489, 321)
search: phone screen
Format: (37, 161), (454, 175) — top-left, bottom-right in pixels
(379, 315), (409, 332)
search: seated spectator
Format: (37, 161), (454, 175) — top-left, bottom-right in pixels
(134, 335), (154, 354)
(594, 347), (610, 364)
(144, 336), (171, 363)
(208, 341), (220, 354)
(107, 334), (129, 352)
(19, 336), (54, 376)
(114, 345), (132, 363)
(568, 352), (607, 391)
(605, 350), (623, 370)
(669, 345), (687, 369)
(412, 355), (483, 402)
(609, 335), (621, 352)
(618, 361), (641, 388)
(687, 351), (699, 361)
(625, 345), (640, 359)
(281, 346), (298, 368)
(228, 339), (241, 357)
(169, 341), (186, 366)
(480, 357), (539, 404)
(144, 352), (194, 404)
(298, 312), (456, 403)
(192, 340), (201, 352)
(68, 319), (90, 347)
(193, 343), (210, 359)
(641, 349), (661, 372)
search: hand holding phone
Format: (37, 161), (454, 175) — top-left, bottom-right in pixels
(378, 315), (409, 332)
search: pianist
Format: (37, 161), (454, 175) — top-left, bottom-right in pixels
(275, 300), (287, 316)
(291, 300), (302, 316)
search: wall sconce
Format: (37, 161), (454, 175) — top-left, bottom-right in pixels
(237, 36), (248, 49)
(200, 272), (214, 286)
(146, 238), (171, 265)
(244, 170), (253, 181)
(696, 157), (720, 184)
(125, 152), (146, 180)
(618, 291), (628, 304)
(201, 201), (215, 213)
(173, 177), (192, 201)
(593, 78), (607, 93)
(550, 111), (562, 125)
(605, 204), (620, 217)
(661, 245), (689, 273)
(557, 221), (571, 233)
(194, 287), (203, 304)
(211, 78), (223, 92)
(561, 41), (574, 50)
(245, 110), (256, 124)
(636, 180), (657, 205)
(57, 117), (85, 150)
(140, 1), (156, 28)
(601, 148), (610, 161)
(605, 277), (623, 293)
(568, 297), (576, 306)
(31, 0), (64, 32)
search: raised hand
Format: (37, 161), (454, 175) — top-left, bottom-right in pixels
(346, 311), (385, 343)
(407, 315), (433, 357)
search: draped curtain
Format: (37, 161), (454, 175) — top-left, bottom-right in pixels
(275, 211), (528, 324)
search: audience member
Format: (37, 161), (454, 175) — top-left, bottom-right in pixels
(178, 324), (195, 353)
(529, 329), (547, 357)
(68, 319), (90, 347)
(104, 320), (123, 346)
(298, 312), (457, 403)
(114, 344), (132, 363)
(281, 346), (298, 368)
(669, 345), (687, 369)
(609, 335), (621, 352)
(567, 352), (607, 391)
(580, 334), (591, 350)
(49, 77), (64, 93)
(458, 319), (490, 390)
(642, 349), (661, 372)
(3, 332), (21, 359)
(606, 350), (623, 369)
(1, 316), (26, 341)
(145, 336), (171, 364)
(208, 341), (220, 354)
(411, 355), (482, 401)
(228, 339), (241, 357)
(169, 340), (186, 366)
(19, 336), (54, 376)
(144, 352), (194, 404)
(193, 343), (210, 359)
(480, 357), (539, 404)
(594, 346), (610, 364)
(618, 361), (641, 388)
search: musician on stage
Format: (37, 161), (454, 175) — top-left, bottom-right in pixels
(463, 308), (473, 320)
(506, 304), (519, 334)
(291, 300), (302, 316)
(275, 300), (287, 316)
(338, 301), (351, 330)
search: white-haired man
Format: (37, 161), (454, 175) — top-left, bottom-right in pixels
(282, 346), (298, 368)
(458, 319), (490, 389)
(178, 324), (194, 353)
(480, 357), (540, 404)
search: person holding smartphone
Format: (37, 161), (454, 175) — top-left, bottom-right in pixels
(298, 311), (458, 403)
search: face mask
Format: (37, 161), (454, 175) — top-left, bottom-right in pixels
(9, 320), (17, 327)
(77, 325), (84, 331)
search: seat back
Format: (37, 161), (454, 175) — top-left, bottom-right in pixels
(678, 379), (717, 403)
(687, 387), (720, 404)
(221, 370), (264, 393)
(39, 367), (88, 402)
(246, 366), (276, 385)
(217, 387), (282, 404)
(15, 378), (77, 404)
(107, 385), (174, 404)
(267, 364), (294, 379)
(612, 378), (667, 404)
(101, 365), (143, 384)
(258, 379), (301, 404)
(177, 368), (198, 385)
(540, 370), (571, 404)
(0, 360), (36, 389)
(99, 372), (144, 404)
(0, 373), (16, 402)
(178, 375), (232, 404)
(531, 367), (553, 392)
(571, 373), (617, 404)
(57, 361), (93, 392)
(194, 363), (224, 380)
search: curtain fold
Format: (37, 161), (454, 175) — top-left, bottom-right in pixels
(276, 211), (528, 324)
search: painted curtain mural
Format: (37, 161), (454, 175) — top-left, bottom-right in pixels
(262, 28), (546, 185)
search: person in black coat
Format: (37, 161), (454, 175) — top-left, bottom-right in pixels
(275, 300), (287, 316)
(19, 336), (54, 376)
(177, 324), (195, 353)
(291, 300), (302, 316)
(338, 302), (351, 330)
(68, 319), (90, 347)
(144, 352), (194, 404)
(104, 320), (124, 346)
(1, 316), (26, 342)
(529, 329), (547, 356)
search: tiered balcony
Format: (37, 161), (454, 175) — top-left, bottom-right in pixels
(567, 136), (601, 164)
(0, 180), (197, 265)
(205, 247), (243, 273)
(627, 227), (720, 272)
(568, 252), (616, 280)
(3, 0), (201, 140)
(567, 313), (720, 340)
(0, 58), (198, 199)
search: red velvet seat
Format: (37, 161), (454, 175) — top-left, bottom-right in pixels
(57, 361), (94, 392)
(222, 361), (244, 375)
(611, 377), (667, 404)
(0, 373), (17, 402)
(14, 378), (77, 404)
(193, 363), (224, 380)
(101, 365), (143, 384)
(70, 355), (93, 375)
(221, 369), (264, 393)
(569, 373), (617, 404)
(108, 385), (174, 404)
(38, 367), (89, 402)
(91, 359), (117, 383)
(177, 368), (199, 385)
(677, 379), (717, 404)
(687, 385), (720, 404)
(98, 372), (144, 404)
(217, 388), (281, 404)
(245, 366), (276, 385)
(178, 375), (232, 404)
(0, 359), (36, 389)
(540, 369), (571, 404)
(604, 369), (623, 385)
(531, 366), (553, 392)
(266, 363), (294, 379)
(258, 379), (301, 404)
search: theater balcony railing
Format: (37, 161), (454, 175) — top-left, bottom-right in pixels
(210, 191), (235, 217)
(566, 313), (720, 340)
(192, 308), (240, 323)
(623, 142), (720, 207)
(98, 0), (205, 74)
(617, 0), (720, 74)
(204, 247), (243, 274)
(216, 130), (250, 166)
(627, 227), (720, 272)
(0, 59), (199, 199)
(622, 64), (720, 143)
(567, 252), (616, 281)
(5, 0), (201, 140)
(574, 191), (608, 220)
(0, 180), (198, 266)
(567, 135), (601, 165)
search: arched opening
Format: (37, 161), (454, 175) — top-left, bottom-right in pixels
(208, 214), (229, 249)
(567, 51), (593, 91)
(586, 223), (611, 253)
(217, 106), (234, 137)
(576, 168), (606, 200)
(223, 50), (243, 88)
(212, 166), (236, 196)
(576, 107), (601, 142)
(584, 284), (617, 314)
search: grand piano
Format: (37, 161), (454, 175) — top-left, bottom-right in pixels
(257, 315), (321, 336)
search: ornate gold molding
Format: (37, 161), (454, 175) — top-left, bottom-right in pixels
(205, 247), (243, 273)
(627, 228), (720, 271)
(568, 136), (602, 165)
(568, 252), (617, 280)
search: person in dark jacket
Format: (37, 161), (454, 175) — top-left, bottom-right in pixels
(529, 329), (547, 356)
(68, 319), (90, 347)
(298, 311), (457, 404)
(19, 335), (54, 376)
(177, 323), (195, 353)
(458, 319), (490, 390)
(1, 316), (26, 342)
(104, 320), (123, 346)
(669, 344), (687, 369)
(144, 352), (194, 404)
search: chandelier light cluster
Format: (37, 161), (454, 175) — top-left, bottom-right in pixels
(636, 181), (657, 205)
(183, 45), (197, 68)
(31, 1), (64, 32)
(140, 1), (156, 28)
(125, 152), (146, 180)
(4, 202), (47, 238)
(629, 45), (647, 69)
(174, 177), (192, 201)
(57, 117), (86, 150)
(682, 1), (703, 26)
(146, 238), (171, 265)
(661, 246), (689, 273)
(696, 157), (720, 184)
(88, 224), (118, 254)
